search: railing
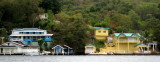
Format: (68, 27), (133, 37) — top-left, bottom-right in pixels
(10, 38), (21, 41)
(114, 40), (140, 43)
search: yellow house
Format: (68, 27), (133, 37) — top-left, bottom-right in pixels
(93, 27), (110, 40)
(100, 33), (142, 54)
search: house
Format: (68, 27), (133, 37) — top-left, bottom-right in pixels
(52, 45), (73, 55)
(0, 42), (39, 55)
(9, 28), (53, 46)
(93, 27), (110, 40)
(85, 44), (96, 54)
(100, 33), (142, 54)
(147, 41), (158, 51)
(39, 13), (48, 21)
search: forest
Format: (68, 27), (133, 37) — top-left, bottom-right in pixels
(0, 0), (160, 54)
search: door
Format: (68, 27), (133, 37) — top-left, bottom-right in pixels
(86, 47), (94, 53)
(1, 48), (3, 53)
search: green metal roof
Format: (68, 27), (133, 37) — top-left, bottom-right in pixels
(85, 44), (95, 46)
(134, 43), (147, 47)
(114, 33), (142, 37)
(93, 27), (110, 29)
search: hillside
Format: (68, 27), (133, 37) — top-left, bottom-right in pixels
(0, 0), (160, 53)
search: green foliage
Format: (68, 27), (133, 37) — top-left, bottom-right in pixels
(0, 28), (7, 37)
(44, 42), (48, 51)
(1, 0), (160, 53)
(94, 40), (105, 52)
(0, 0), (43, 29)
(52, 12), (91, 54)
(40, 0), (61, 14)
(38, 39), (44, 52)
(153, 24), (160, 43)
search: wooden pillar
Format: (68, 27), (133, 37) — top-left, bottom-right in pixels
(10, 48), (11, 55)
(127, 37), (129, 53)
(118, 37), (119, 53)
(3, 48), (5, 55)
(54, 48), (55, 55)
(62, 49), (64, 55)
(68, 48), (69, 55)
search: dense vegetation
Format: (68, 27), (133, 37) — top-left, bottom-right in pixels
(1, 0), (160, 53)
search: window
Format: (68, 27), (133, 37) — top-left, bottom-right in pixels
(128, 37), (135, 42)
(39, 32), (42, 34)
(36, 32), (39, 34)
(23, 32), (26, 34)
(27, 36), (29, 39)
(103, 31), (106, 33)
(33, 32), (36, 34)
(46, 36), (49, 38)
(26, 32), (29, 34)
(98, 31), (101, 33)
(23, 36), (26, 39)
(19, 32), (23, 34)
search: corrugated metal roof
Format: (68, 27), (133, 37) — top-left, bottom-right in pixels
(93, 27), (110, 29)
(13, 28), (41, 31)
(85, 44), (95, 46)
(114, 33), (142, 37)
(134, 43), (148, 47)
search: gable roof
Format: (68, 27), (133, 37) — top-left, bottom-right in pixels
(0, 42), (25, 47)
(52, 45), (72, 49)
(93, 27), (110, 29)
(114, 33), (142, 37)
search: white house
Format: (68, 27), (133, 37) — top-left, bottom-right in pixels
(39, 13), (48, 20)
(9, 28), (53, 46)
(0, 42), (39, 55)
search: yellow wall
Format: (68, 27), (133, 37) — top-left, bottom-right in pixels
(99, 36), (140, 53)
(100, 43), (139, 53)
(94, 29), (108, 40)
(116, 43), (138, 53)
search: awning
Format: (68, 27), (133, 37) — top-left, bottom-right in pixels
(134, 43), (148, 47)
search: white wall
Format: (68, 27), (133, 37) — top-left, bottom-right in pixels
(22, 48), (39, 53)
(85, 47), (94, 54)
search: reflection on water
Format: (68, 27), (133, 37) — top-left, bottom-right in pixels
(0, 55), (159, 62)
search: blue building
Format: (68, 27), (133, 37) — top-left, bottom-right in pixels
(9, 28), (53, 45)
(52, 45), (73, 55)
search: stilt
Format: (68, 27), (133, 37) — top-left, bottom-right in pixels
(153, 44), (155, 51)
(68, 49), (69, 55)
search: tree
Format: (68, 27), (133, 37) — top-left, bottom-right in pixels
(38, 39), (44, 52)
(44, 42), (48, 51)
(128, 10), (141, 30)
(111, 14), (132, 31)
(40, 0), (61, 14)
(53, 13), (90, 54)
(0, 0), (43, 29)
(153, 24), (160, 50)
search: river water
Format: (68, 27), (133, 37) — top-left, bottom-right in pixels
(0, 55), (159, 62)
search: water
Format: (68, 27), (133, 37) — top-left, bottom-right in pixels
(0, 55), (160, 62)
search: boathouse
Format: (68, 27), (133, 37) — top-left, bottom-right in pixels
(85, 44), (96, 54)
(52, 45), (73, 55)
(0, 42), (39, 55)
